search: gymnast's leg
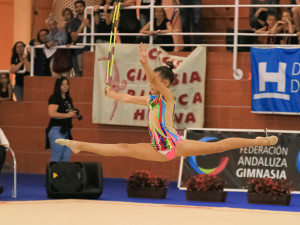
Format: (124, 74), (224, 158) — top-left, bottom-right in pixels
(55, 139), (169, 162)
(175, 136), (278, 157)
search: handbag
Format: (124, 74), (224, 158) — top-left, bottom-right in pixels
(52, 49), (73, 73)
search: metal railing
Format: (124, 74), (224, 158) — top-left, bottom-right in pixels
(2, 2), (299, 79)
(78, 1), (300, 80)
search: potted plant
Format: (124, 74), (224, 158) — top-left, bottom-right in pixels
(184, 174), (227, 202)
(247, 177), (293, 205)
(126, 170), (169, 199)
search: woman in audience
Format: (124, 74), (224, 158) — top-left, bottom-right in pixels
(9, 41), (30, 101)
(0, 73), (13, 101)
(46, 77), (77, 162)
(140, 8), (174, 51)
(270, 10), (298, 44)
(255, 12), (280, 44)
(29, 29), (51, 76)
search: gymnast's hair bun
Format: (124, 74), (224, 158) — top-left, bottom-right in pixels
(165, 61), (174, 70)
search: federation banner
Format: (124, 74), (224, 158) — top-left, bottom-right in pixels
(178, 129), (300, 191)
(92, 44), (206, 129)
(251, 47), (300, 114)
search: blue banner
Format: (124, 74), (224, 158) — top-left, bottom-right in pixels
(251, 48), (300, 114)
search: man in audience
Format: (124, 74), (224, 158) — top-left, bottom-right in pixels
(69, 0), (90, 77)
(29, 29), (51, 76)
(46, 18), (67, 47)
(174, 0), (202, 51)
(0, 128), (9, 194)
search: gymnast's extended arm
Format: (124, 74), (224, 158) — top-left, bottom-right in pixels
(104, 86), (148, 106)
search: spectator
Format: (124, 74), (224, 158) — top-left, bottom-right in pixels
(291, 0), (300, 42)
(29, 29), (51, 76)
(46, 77), (77, 161)
(0, 128), (9, 194)
(45, 18), (72, 77)
(249, 0), (280, 31)
(140, 8), (174, 51)
(69, 0), (91, 77)
(62, 8), (74, 44)
(118, 0), (141, 43)
(0, 73), (13, 101)
(139, 0), (162, 28)
(174, 0), (202, 51)
(271, 10), (297, 44)
(9, 41), (30, 101)
(46, 18), (67, 47)
(94, 1), (114, 43)
(255, 11), (280, 44)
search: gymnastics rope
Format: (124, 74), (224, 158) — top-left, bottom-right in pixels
(106, 0), (121, 86)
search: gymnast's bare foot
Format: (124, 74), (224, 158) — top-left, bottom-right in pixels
(55, 139), (81, 154)
(255, 136), (278, 146)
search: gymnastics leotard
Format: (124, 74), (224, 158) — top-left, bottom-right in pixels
(148, 95), (182, 159)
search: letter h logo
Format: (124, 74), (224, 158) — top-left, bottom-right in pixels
(253, 62), (290, 100)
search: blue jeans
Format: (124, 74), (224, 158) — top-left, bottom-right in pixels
(48, 126), (71, 162)
(14, 84), (23, 101)
(179, 0), (202, 45)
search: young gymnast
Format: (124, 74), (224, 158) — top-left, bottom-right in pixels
(56, 43), (278, 162)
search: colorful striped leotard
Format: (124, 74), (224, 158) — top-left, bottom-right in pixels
(148, 95), (182, 159)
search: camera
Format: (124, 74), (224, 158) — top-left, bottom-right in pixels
(73, 108), (83, 121)
(67, 108), (83, 121)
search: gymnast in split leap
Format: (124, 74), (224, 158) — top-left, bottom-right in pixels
(55, 44), (278, 162)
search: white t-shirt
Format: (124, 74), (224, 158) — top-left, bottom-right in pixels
(0, 128), (9, 147)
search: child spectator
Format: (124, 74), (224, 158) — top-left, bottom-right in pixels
(255, 12), (280, 44)
(271, 10), (297, 44)
(249, 0), (280, 30)
(0, 73), (13, 101)
(140, 8), (174, 51)
(9, 41), (30, 101)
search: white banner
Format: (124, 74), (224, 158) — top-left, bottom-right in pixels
(92, 44), (206, 129)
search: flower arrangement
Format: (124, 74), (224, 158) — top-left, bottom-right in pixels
(185, 174), (226, 192)
(127, 170), (169, 189)
(247, 177), (293, 196)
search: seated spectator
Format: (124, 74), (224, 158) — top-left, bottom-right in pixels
(69, 0), (91, 77)
(0, 73), (13, 101)
(140, 8), (174, 51)
(0, 127), (9, 194)
(94, 1), (113, 43)
(140, 0), (162, 28)
(62, 8), (74, 44)
(270, 10), (297, 44)
(255, 12), (280, 44)
(249, 0), (280, 30)
(9, 41), (30, 101)
(29, 29), (51, 76)
(118, 0), (141, 43)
